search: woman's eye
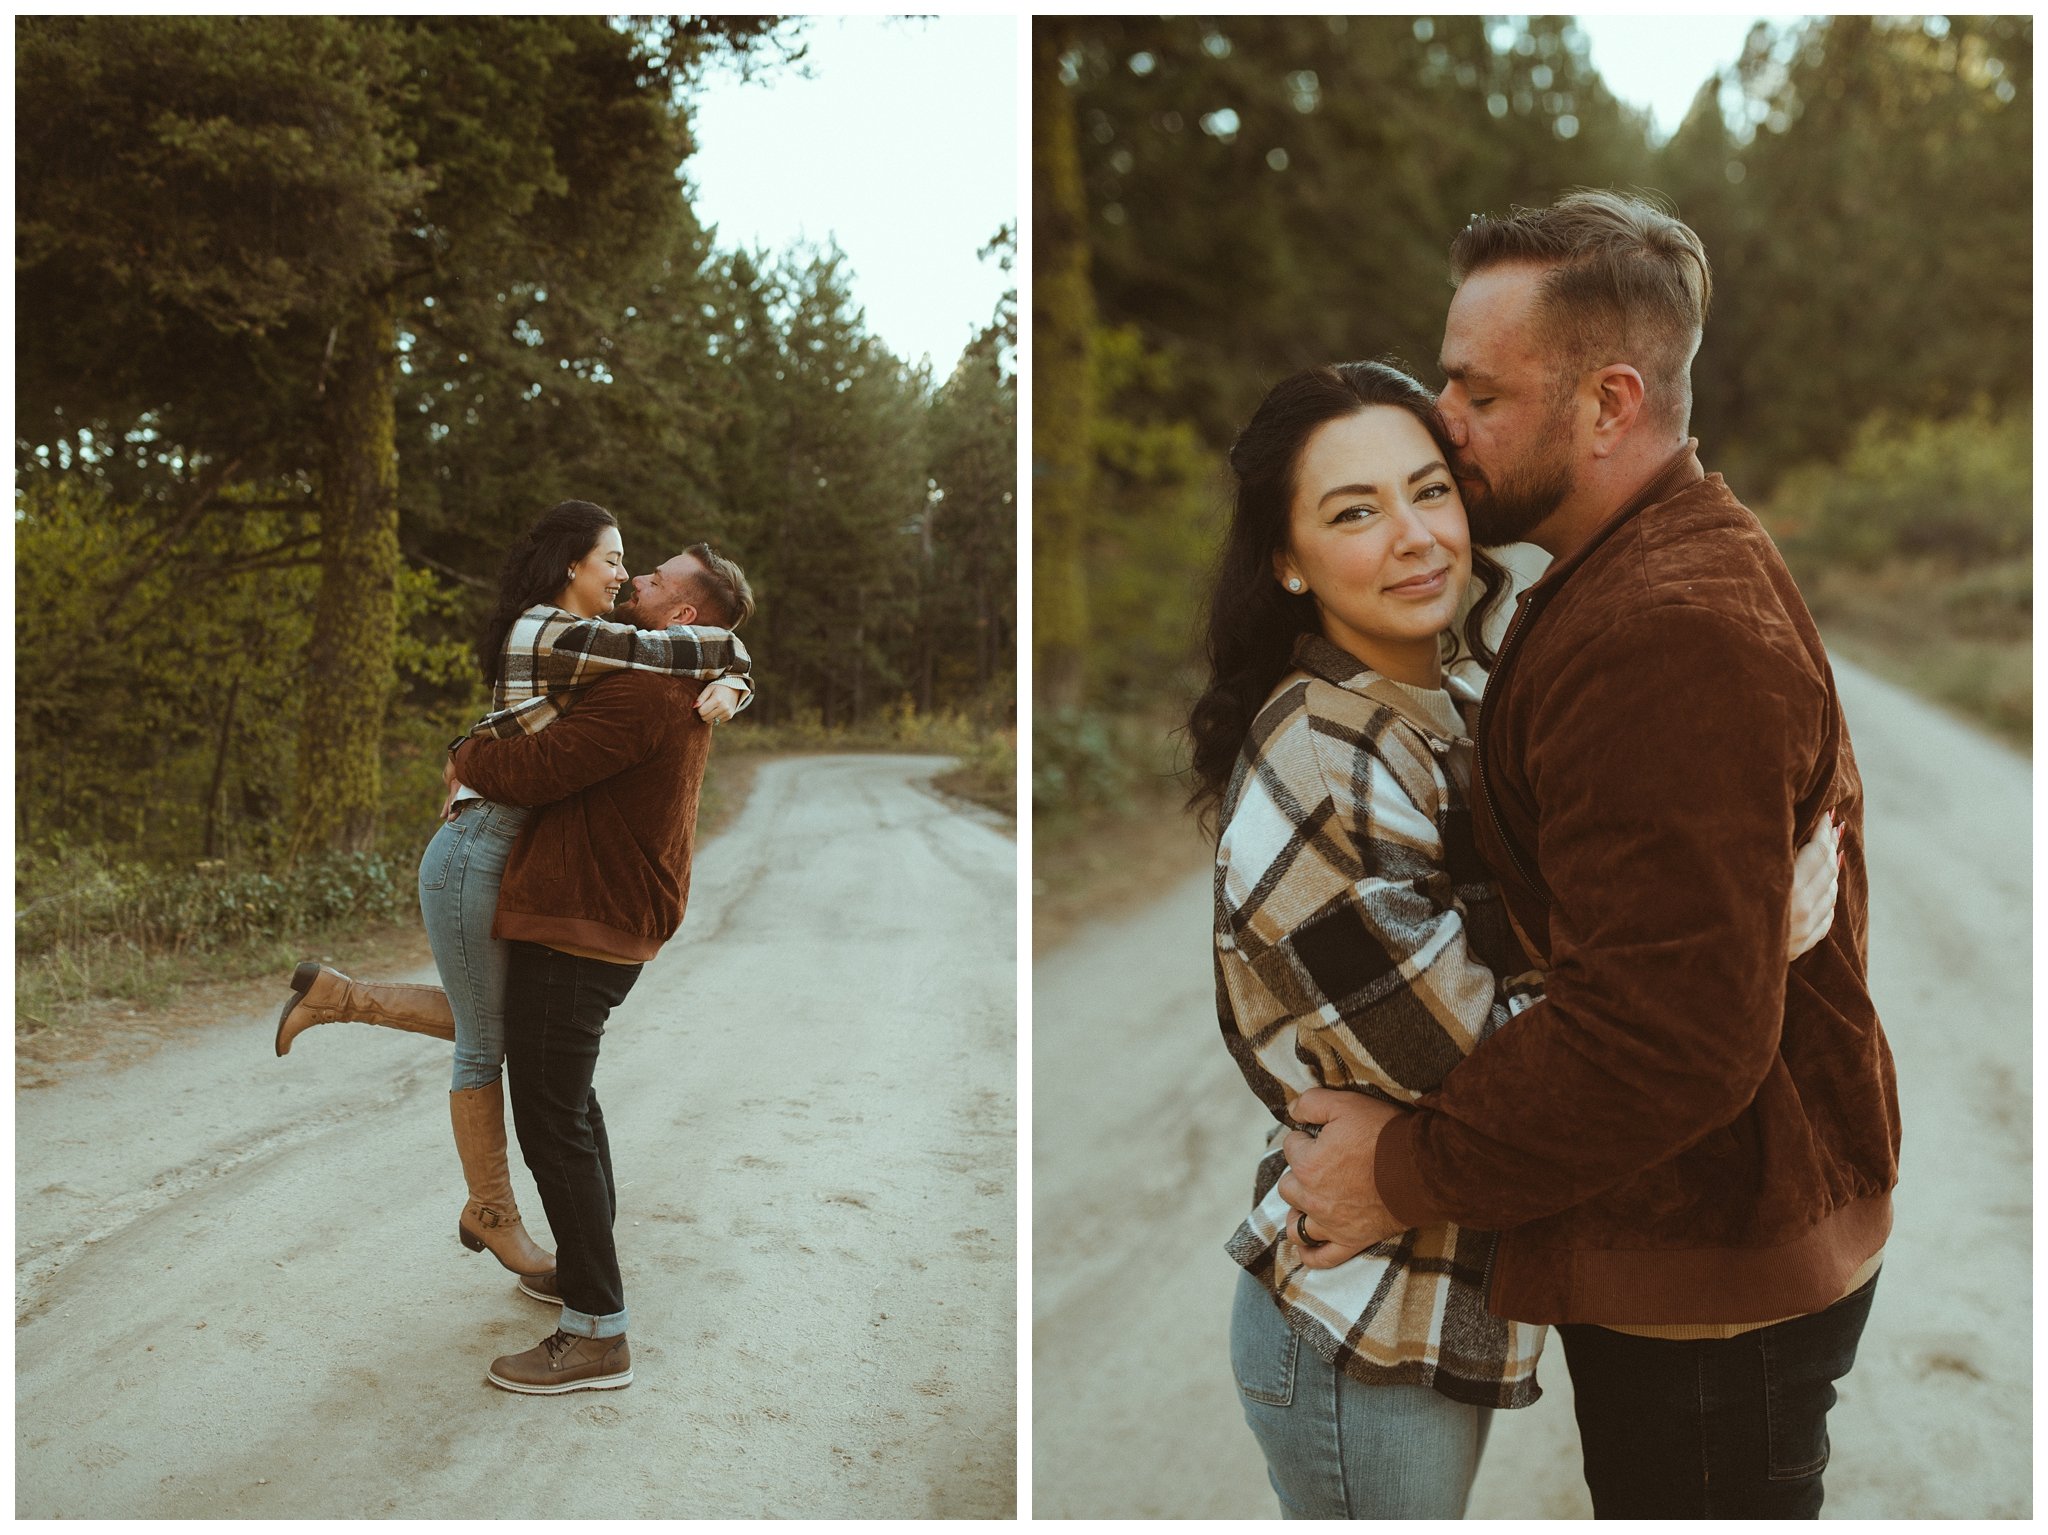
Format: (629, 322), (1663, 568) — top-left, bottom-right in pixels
(1417, 482), (1449, 501)
(1332, 505), (1377, 524)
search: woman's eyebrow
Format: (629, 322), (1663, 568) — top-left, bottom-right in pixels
(1316, 462), (1447, 505)
(1318, 482), (1380, 505)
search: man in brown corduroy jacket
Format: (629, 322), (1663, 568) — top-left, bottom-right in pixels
(450, 543), (755, 1397)
(1275, 193), (1899, 1518)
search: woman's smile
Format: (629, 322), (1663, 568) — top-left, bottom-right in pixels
(1384, 566), (1451, 598)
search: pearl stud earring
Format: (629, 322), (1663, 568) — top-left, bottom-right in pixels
(1287, 578), (1303, 592)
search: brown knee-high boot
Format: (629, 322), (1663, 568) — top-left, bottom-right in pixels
(274, 963), (456, 1056)
(450, 1081), (555, 1277)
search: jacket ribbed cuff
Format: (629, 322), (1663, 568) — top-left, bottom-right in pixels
(1376, 1111), (1451, 1229)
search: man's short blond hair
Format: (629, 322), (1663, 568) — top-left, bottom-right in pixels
(683, 542), (754, 629)
(1450, 189), (1712, 431)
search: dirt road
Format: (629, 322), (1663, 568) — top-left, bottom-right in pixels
(1032, 657), (2029, 1519)
(18, 754), (1016, 1519)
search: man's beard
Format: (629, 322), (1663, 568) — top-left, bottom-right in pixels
(607, 594), (654, 631)
(1458, 409), (1577, 546)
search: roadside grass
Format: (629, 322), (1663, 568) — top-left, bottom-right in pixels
(721, 704), (1016, 819)
(1790, 557), (2030, 752)
(1033, 707), (1203, 955)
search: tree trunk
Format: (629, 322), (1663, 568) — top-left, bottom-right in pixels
(203, 669), (243, 859)
(1032, 20), (1095, 712)
(294, 300), (400, 854)
(852, 588), (866, 724)
(917, 498), (937, 714)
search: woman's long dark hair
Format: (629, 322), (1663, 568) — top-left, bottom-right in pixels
(1185, 361), (1510, 835)
(478, 499), (619, 688)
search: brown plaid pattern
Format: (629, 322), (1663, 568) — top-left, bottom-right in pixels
(462, 605), (753, 743)
(1215, 634), (1545, 1409)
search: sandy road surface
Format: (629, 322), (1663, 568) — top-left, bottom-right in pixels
(18, 754), (1016, 1519)
(1033, 658), (2029, 1519)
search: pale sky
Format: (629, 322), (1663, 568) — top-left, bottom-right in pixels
(684, 14), (1018, 376)
(1574, 14), (1813, 142)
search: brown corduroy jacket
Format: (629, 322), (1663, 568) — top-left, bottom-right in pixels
(450, 669), (712, 964)
(1374, 444), (1901, 1326)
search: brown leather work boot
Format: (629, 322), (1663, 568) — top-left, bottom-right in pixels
(486, 1330), (633, 1395)
(274, 963), (456, 1057)
(517, 1270), (564, 1306)
(450, 1082), (555, 1278)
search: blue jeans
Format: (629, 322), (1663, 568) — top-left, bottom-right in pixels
(417, 799), (530, 1092)
(1230, 1269), (1494, 1519)
(1557, 1270), (1880, 1518)
(504, 942), (642, 1339)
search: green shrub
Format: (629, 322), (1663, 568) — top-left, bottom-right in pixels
(1034, 709), (1183, 818)
(1942, 558), (2032, 640)
(1768, 404), (2031, 570)
(17, 844), (418, 958)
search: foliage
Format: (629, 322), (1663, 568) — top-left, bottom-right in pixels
(15, 16), (814, 851)
(1060, 15), (1652, 449)
(1764, 405), (2031, 571)
(16, 842), (418, 959)
(1661, 16), (2031, 491)
(1033, 19), (1096, 708)
(17, 19), (1018, 896)
(1033, 13), (2032, 790)
(1084, 327), (1221, 709)
(1032, 707), (1184, 821)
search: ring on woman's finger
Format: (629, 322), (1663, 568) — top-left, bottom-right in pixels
(1296, 1212), (1329, 1250)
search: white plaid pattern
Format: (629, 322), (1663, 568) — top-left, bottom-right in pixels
(1216, 634), (1546, 1408)
(463, 605), (753, 743)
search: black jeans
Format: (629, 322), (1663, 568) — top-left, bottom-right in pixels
(1557, 1271), (1880, 1519)
(503, 942), (642, 1334)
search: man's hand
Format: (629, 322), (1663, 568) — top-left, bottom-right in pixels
(696, 679), (742, 725)
(1276, 1088), (1409, 1270)
(440, 754), (462, 821)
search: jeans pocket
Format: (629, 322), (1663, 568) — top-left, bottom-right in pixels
(1760, 1272), (1877, 1482)
(1230, 1271), (1298, 1407)
(418, 813), (469, 894)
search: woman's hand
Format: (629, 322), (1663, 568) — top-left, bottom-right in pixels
(440, 754), (463, 821)
(1786, 810), (1842, 961)
(696, 680), (741, 724)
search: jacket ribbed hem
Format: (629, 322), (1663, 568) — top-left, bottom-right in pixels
(1490, 1193), (1893, 1326)
(494, 910), (663, 964)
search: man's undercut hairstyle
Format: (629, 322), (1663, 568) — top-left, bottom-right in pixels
(1450, 189), (1712, 431)
(681, 542), (755, 630)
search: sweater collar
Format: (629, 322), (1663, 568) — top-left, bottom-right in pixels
(1290, 632), (1476, 744)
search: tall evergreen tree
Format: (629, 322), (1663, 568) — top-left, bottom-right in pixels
(16, 15), (798, 850)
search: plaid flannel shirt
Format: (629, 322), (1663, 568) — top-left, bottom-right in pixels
(460, 605), (753, 744)
(1215, 633), (1546, 1409)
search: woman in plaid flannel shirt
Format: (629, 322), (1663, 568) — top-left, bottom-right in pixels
(275, 500), (753, 1286)
(1186, 363), (1839, 1518)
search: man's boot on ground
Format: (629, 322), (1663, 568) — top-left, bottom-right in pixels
(486, 1330), (633, 1394)
(517, 1271), (565, 1306)
(449, 1081), (555, 1278)
(274, 963), (456, 1057)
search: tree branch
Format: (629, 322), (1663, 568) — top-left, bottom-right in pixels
(403, 546), (492, 591)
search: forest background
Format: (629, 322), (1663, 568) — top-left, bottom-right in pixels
(16, 16), (1017, 1030)
(1032, 14), (2029, 931)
